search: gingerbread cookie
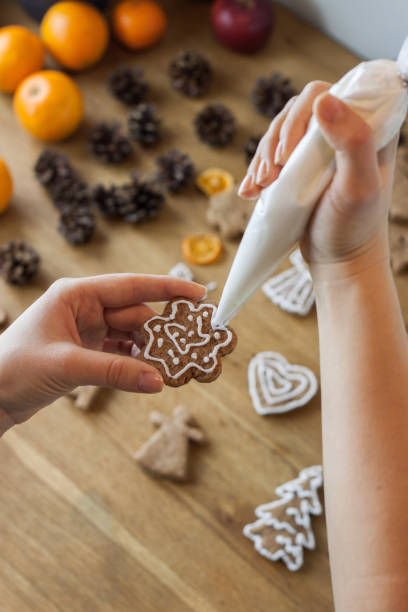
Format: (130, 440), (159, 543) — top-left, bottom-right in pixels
(390, 150), (408, 223)
(206, 188), (255, 240)
(248, 351), (318, 415)
(135, 406), (205, 481)
(243, 465), (323, 571)
(141, 298), (237, 386)
(390, 223), (408, 273)
(262, 249), (315, 316)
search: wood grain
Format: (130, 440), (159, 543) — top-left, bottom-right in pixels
(0, 2), (406, 611)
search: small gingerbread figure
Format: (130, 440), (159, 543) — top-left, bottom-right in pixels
(206, 188), (255, 240)
(135, 406), (205, 481)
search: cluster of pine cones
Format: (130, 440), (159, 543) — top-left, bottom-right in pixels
(3, 51), (296, 283)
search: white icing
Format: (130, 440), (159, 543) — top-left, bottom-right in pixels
(243, 466), (323, 571)
(214, 332), (220, 340)
(248, 351), (318, 415)
(173, 357), (180, 365)
(262, 249), (315, 316)
(157, 338), (163, 348)
(143, 300), (233, 380)
(168, 262), (194, 281)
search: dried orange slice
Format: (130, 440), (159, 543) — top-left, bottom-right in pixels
(196, 168), (234, 196)
(182, 233), (223, 265)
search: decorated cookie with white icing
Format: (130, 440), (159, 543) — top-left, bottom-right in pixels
(141, 298), (237, 387)
(243, 465), (323, 571)
(248, 351), (318, 415)
(262, 249), (315, 316)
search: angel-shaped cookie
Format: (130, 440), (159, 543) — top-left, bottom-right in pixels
(135, 406), (205, 481)
(243, 465), (323, 571)
(262, 249), (315, 316)
(141, 298), (237, 386)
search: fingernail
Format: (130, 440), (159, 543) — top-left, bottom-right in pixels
(256, 159), (269, 182)
(198, 286), (208, 302)
(139, 372), (163, 393)
(318, 95), (344, 122)
(274, 141), (284, 165)
(238, 173), (254, 195)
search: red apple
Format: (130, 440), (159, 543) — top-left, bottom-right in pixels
(211, 0), (275, 53)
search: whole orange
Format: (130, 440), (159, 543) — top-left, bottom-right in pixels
(14, 70), (84, 142)
(113, 0), (167, 50)
(0, 158), (12, 213)
(0, 26), (44, 93)
(41, 1), (109, 71)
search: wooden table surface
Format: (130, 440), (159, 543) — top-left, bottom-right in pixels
(0, 2), (407, 611)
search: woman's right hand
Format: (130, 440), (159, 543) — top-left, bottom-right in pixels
(239, 82), (399, 276)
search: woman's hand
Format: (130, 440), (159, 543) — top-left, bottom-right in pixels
(239, 82), (398, 275)
(0, 274), (206, 429)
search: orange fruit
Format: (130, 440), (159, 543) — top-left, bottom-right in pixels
(0, 158), (12, 213)
(0, 25), (44, 93)
(196, 168), (234, 196)
(182, 233), (223, 265)
(41, 1), (109, 71)
(14, 70), (84, 142)
(113, 0), (167, 51)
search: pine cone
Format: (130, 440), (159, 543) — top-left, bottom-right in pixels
(194, 103), (236, 147)
(128, 103), (161, 147)
(92, 183), (129, 217)
(155, 149), (195, 192)
(169, 50), (213, 98)
(89, 122), (132, 164)
(108, 65), (148, 106)
(251, 73), (296, 118)
(93, 176), (164, 223)
(0, 241), (40, 286)
(244, 135), (261, 164)
(50, 177), (91, 211)
(58, 205), (95, 245)
(120, 176), (164, 223)
(34, 149), (74, 188)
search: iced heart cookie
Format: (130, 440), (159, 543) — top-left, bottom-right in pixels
(141, 298), (237, 387)
(248, 351), (318, 415)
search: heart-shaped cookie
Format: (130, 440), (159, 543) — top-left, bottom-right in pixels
(248, 351), (318, 415)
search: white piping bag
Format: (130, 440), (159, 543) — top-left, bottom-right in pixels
(213, 37), (408, 328)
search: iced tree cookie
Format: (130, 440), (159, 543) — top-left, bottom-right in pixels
(141, 298), (237, 387)
(243, 465), (323, 571)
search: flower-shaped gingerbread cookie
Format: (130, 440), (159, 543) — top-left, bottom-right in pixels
(141, 298), (237, 386)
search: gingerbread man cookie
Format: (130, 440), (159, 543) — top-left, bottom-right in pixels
(206, 188), (255, 240)
(141, 298), (237, 386)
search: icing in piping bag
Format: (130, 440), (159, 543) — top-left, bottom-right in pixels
(213, 37), (408, 328)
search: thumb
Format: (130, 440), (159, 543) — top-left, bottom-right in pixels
(314, 92), (380, 198)
(62, 346), (163, 393)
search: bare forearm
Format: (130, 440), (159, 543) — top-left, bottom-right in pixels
(313, 253), (408, 611)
